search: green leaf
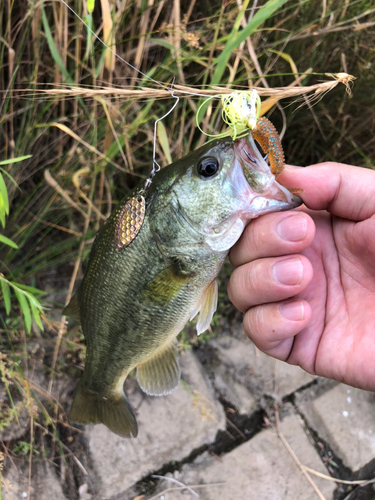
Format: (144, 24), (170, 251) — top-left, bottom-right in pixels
(0, 234), (18, 249)
(13, 288), (32, 333)
(211, 0), (290, 85)
(0, 173), (9, 216)
(0, 278), (11, 315)
(0, 155), (32, 166)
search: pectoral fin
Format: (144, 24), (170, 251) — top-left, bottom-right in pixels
(136, 341), (180, 396)
(63, 293), (81, 324)
(142, 265), (190, 306)
(190, 280), (218, 335)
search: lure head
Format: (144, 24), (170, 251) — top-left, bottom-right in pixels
(221, 90), (261, 138)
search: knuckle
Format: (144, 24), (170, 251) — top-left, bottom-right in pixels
(246, 306), (262, 335)
(244, 304), (282, 351)
(248, 218), (268, 254)
(227, 268), (246, 311)
(243, 306), (266, 345)
(228, 264), (253, 312)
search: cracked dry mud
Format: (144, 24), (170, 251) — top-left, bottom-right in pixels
(2, 323), (375, 500)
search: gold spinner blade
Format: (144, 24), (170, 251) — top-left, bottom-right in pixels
(115, 195), (146, 249)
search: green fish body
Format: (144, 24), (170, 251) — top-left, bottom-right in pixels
(64, 134), (301, 438)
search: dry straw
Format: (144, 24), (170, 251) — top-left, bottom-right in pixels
(27, 73), (355, 103)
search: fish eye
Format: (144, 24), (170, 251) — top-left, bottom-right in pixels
(197, 158), (220, 178)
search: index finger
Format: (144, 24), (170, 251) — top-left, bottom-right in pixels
(229, 211), (314, 267)
(279, 162), (375, 221)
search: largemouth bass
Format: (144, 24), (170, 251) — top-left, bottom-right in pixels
(64, 130), (301, 438)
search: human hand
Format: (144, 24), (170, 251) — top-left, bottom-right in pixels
(228, 162), (375, 391)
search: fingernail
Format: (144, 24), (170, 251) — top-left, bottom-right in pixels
(277, 215), (307, 242)
(273, 257), (303, 285)
(280, 300), (305, 321)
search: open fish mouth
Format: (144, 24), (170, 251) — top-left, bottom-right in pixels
(234, 133), (302, 217)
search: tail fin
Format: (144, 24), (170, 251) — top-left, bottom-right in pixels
(70, 384), (138, 438)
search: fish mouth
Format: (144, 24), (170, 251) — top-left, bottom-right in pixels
(234, 133), (302, 217)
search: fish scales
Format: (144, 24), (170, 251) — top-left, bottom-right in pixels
(80, 212), (223, 389)
(64, 135), (301, 438)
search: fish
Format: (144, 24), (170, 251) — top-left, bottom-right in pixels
(64, 127), (301, 438)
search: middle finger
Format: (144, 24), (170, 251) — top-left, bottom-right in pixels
(227, 254), (313, 312)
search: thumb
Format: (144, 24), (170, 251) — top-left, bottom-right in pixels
(278, 162), (375, 221)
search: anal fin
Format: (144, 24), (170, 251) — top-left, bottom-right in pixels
(137, 341), (180, 396)
(190, 280), (218, 335)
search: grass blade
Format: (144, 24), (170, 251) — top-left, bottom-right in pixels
(149, 38), (175, 51)
(0, 173), (9, 216)
(29, 301), (44, 330)
(84, 12), (94, 60)
(13, 287), (32, 333)
(157, 121), (172, 164)
(211, 0), (290, 85)
(41, 4), (73, 83)
(0, 234), (18, 249)
(0, 197), (5, 228)
(14, 283), (45, 295)
(0, 278), (11, 315)
(0, 155), (32, 166)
